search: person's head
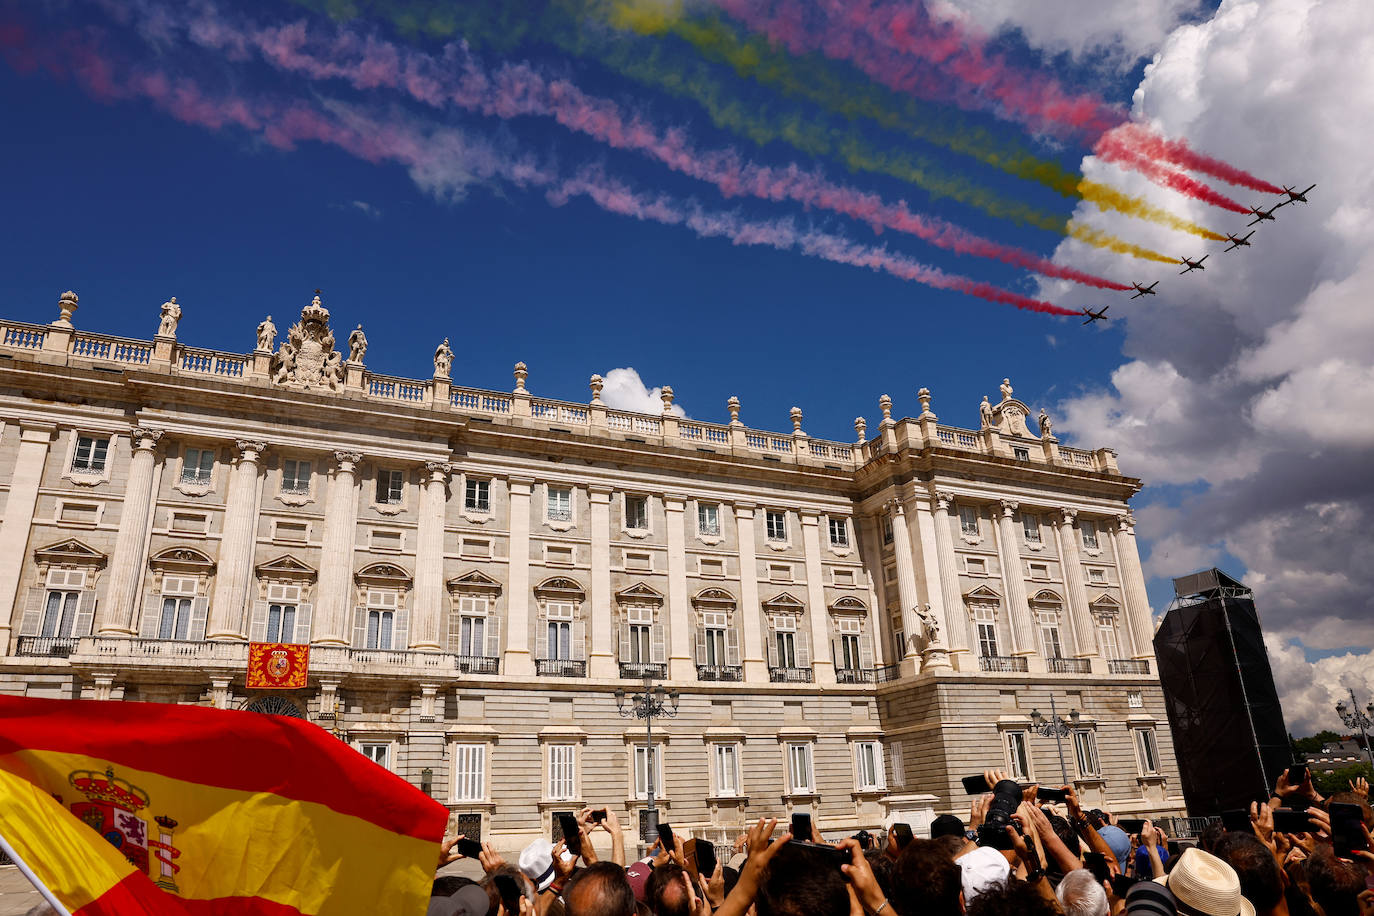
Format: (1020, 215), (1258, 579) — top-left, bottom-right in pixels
(932, 833), (966, 859)
(1048, 812), (1082, 859)
(1098, 825), (1132, 870)
(1057, 868), (1110, 916)
(863, 848), (894, 898)
(955, 845), (1012, 904)
(1197, 821), (1227, 854)
(1214, 832), (1284, 914)
(1157, 847), (1256, 916)
(433, 875), (477, 896)
(1305, 847), (1367, 916)
(756, 842), (850, 916)
(563, 862), (636, 916)
(966, 879), (1061, 916)
(891, 839), (962, 916)
(646, 862), (692, 916)
(931, 813), (966, 840)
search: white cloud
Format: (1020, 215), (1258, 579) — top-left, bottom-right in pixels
(349, 200), (381, 219)
(1046, 0), (1374, 736)
(599, 367), (686, 417)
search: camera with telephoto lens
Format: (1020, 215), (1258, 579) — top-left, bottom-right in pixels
(977, 779), (1023, 850)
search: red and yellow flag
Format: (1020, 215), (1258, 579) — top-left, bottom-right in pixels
(0, 696), (448, 915)
(247, 643), (310, 690)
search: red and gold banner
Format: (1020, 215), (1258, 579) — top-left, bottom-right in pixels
(0, 696), (449, 915)
(247, 642), (309, 690)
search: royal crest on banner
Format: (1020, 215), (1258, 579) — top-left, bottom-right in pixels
(247, 643), (309, 690)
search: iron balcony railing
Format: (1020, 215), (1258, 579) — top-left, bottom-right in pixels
(1109, 659), (1151, 675)
(1048, 657), (1093, 674)
(456, 655), (500, 675)
(16, 636), (78, 658)
(619, 661), (667, 679)
(536, 658), (587, 677)
(836, 667), (875, 684)
(769, 666), (814, 683)
(979, 655), (1029, 672)
(697, 664), (743, 682)
(874, 664), (903, 683)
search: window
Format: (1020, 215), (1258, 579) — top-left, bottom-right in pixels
(452, 744), (486, 802)
(632, 745), (663, 799)
(1038, 612), (1063, 659)
(882, 516), (893, 545)
(1097, 620), (1120, 660)
(836, 617), (862, 670)
(625, 495), (648, 530)
(376, 469), (404, 505)
(972, 605), (999, 658)
(787, 743), (814, 793)
(1128, 691), (1144, 709)
(855, 741), (884, 791)
(548, 744), (576, 800)
(959, 505), (980, 536)
(1073, 730), (1101, 777)
(1013, 446), (1031, 461)
(828, 517), (850, 548)
(1005, 731), (1030, 780)
(547, 486), (572, 521)
(966, 557), (987, 575)
(182, 447), (215, 484)
(41, 570), (86, 638)
(465, 478), (490, 512)
(546, 602), (573, 660)
(1135, 729), (1160, 775)
(714, 743), (741, 796)
(698, 503), (720, 537)
(266, 602), (297, 644)
(626, 624), (651, 664)
(1029, 563), (1049, 580)
(773, 618), (797, 667)
(889, 742), (906, 788)
(458, 597), (488, 656)
(766, 510), (787, 542)
(1080, 519), (1099, 550)
(360, 743), (390, 770)
(282, 459), (312, 493)
(72, 435), (109, 473)
(1022, 513), (1042, 544)
(366, 591), (398, 651)
(891, 626), (905, 661)
(702, 614), (728, 666)
(1087, 568), (1107, 584)
(157, 575), (196, 641)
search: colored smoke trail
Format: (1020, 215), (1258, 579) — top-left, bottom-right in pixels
(95, 0), (1132, 289)
(1067, 224), (1180, 264)
(1095, 131), (1251, 216)
(1097, 123), (1285, 195)
(0, 26), (1080, 317)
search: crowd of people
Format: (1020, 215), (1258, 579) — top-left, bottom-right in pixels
(428, 769), (1374, 916)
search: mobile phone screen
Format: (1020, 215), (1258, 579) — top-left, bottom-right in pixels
(1083, 852), (1110, 883)
(1270, 808), (1312, 834)
(558, 813), (583, 856)
(1118, 818), (1146, 834)
(657, 822), (676, 853)
(1331, 803), (1369, 858)
(494, 874), (522, 915)
(1220, 809), (1252, 833)
(791, 813), (812, 842)
(1287, 764), (1308, 784)
(1037, 787), (1068, 803)
(695, 841), (718, 879)
(591, 808), (608, 823)
(455, 837), (484, 858)
(962, 774), (992, 794)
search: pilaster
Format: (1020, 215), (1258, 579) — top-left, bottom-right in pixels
(663, 495), (694, 681)
(799, 513), (835, 685)
(502, 477), (535, 677)
(887, 500), (921, 665)
(0, 422), (54, 649)
(206, 439), (266, 641)
(588, 485), (616, 679)
(733, 503), (767, 681)
(410, 461), (451, 651)
(994, 500), (1036, 661)
(1113, 516), (1155, 659)
(1056, 509), (1099, 668)
(910, 488), (951, 671)
(99, 427), (164, 636)
(929, 491), (971, 667)
(312, 451), (362, 647)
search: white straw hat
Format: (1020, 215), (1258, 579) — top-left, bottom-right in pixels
(1153, 847), (1255, 916)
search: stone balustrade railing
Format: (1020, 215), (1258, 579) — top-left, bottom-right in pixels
(0, 317), (1116, 475)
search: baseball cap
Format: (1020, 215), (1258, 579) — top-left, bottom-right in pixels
(1099, 825), (1132, 868)
(931, 814), (966, 839)
(957, 845), (1010, 902)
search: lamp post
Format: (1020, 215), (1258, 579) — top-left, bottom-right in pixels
(1029, 695), (1081, 786)
(1335, 687), (1374, 768)
(615, 676), (680, 846)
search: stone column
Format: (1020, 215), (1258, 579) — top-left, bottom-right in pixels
(1113, 515), (1155, 659)
(887, 500), (921, 664)
(1056, 509), (1098, 664)
(312, 451), (362, 646)
(733, 503), (767, 681)
(993, 500), (1036, 659)
(207, 440), (266, 641)
(98, 427), (164, 636)
(929, 491), (970, 666)
(503, 477), (535, 676)
(0, 422), (54, 649)
(588, 486), (616, 679)
(799, 512), (835, 685)
(856, 513), (893, 666)
(910, 491), (952, 671)
(664, 495), (694, 681)
(409, 461), (451, 651)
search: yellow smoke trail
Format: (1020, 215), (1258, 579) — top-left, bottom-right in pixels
(1067, 224), (1180, 264)
(1079, 181), (1227, 240)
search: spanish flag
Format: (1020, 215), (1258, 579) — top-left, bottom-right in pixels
(0, 696), (448, 915)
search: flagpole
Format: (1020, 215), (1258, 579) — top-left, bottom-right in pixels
(0, 831), (73, 916)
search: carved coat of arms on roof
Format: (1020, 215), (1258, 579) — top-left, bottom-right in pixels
(269, 292), (344, 391)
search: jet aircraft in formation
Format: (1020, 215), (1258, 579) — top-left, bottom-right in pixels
(1080, 306), (1109, 325)
(1224, 231), (1255, 251)
(1277, 184), (1316, 206)
(1179, 255), (1209, 274)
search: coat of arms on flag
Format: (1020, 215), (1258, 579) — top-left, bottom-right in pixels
(247, 642), (309, 689)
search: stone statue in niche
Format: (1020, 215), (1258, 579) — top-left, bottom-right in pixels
(268, 292), (344, 391)
(157, 298), (181, 338)
(1038, 409), (1053, 438)
(1000, 377), (1014, 402)
(979, 396), (994, 429)
(256, 316), (276, 352)
(916, 604), (942, 646)
(434, 337), (454, 378)
(348, 325), (368, 363)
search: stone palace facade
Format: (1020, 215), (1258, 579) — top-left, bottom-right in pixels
(0, 290), (1185, 848)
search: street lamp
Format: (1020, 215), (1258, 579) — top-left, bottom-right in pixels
(615, 676), (680, 845)
(1028, 696), (1081, 786)
(1335, 688), (1374, 768)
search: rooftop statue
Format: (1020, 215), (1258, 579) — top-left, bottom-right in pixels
(269, 292), (344, 391)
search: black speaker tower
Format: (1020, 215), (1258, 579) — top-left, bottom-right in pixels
(1154, 569), (1293, 815)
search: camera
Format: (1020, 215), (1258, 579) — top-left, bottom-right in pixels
(977, 779), (1023, 850)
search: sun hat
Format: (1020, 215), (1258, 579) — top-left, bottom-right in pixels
(956, 845), (1011, 902)
(1153, 847), (1255, 916)
(426, 884), (491, 916)
(1125, 881), (1178, 916)
(518, 838), (558, 892)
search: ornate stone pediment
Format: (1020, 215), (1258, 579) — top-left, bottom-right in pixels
(534, 576), (585, 598)
(994, 398), (1036, 439)
(964, 584), (1002, 601)
(692, 587), (736, 609)
(268, 292), (345, 391)
(448, 569), (503, 595)
(1030, 588), (1063, 604)
(256, 554), (317, 581)
(762, 591), (804, 610)
(616, 582), (664, 605)
(829, 595), (868, 613)
(150, 546), (216, 573)
(355, 562), (412, 587)
(34, 538), (106, 569)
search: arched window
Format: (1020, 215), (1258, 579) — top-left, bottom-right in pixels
(534, 577), (586, 675)
(1030, 589), (1065, 660)
(692, 588), (740, 679)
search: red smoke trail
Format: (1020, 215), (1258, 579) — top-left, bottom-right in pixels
(0, 26), (1081, 318)
(115, 1), (1127, 291)
(1094, 129), (1251, 214)
(1097, 124), (1285, 195)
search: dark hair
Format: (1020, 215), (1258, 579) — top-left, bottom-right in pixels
(433, 875), (476, 896)
(891, 839), (962, 916)
(564, 862), (637, 916)
(756, 843), (850, 916)
(1306, 847), (1367, 916)
(721, 866), (740, 899)
(966, 879), (1061, 916)
(647, 863), (692, 916)
(1048, 812), (1081, 859)
(863, 848), (894, 898)
(1196, 821), (1227, 854)
(1214, 832), (1283, 910)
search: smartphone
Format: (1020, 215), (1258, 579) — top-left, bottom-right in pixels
(787, 839), (848, 869)
(1118, 818), (1146, 834)
(657, 822), (676, 854)
(1038, 787), (1068, 804)
(695, 840), (718, 880)
(455, 837), (484, 858)
(558, 813), (583, 857)
(1083, 852), (1111, 883)
(1331, 803), (1370, 858)
(962, 774), (992, 794)
(891, 823), (913, 850)
(494, 873), (522, 916)
(1287, 764), (1309, 785)
(1110, 874), (1138, 898)
(791, 812), (813, 843)
(1220, 809), (1253, 833)
(591, 808), (608, 823)
(1271, 807), (1313, 834)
